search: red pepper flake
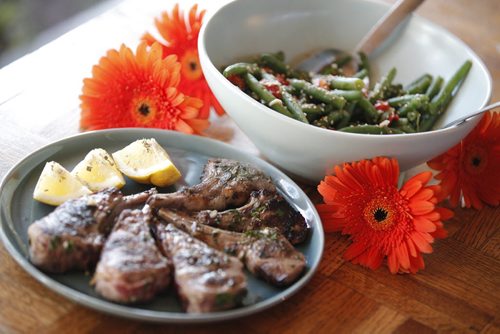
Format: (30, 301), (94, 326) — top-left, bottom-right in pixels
(374, 100), (390, 111)
(262, 81), (282, 98)
(275, 73), (289, 86)
(228, 75), (245, 90)
(388, 113), (399, 123)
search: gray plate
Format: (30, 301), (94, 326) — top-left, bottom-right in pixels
(0, 128), (324, 323)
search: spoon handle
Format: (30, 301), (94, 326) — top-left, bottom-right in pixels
(355, 0), (425, 55)
(443, 101), (500, 129)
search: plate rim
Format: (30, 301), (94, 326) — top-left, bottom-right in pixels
(0, 128), (324, 323)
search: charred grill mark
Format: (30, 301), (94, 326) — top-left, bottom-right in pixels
(147, 159), (277, 211)
(193, 190), (309, 245)
(93, 208), (170, 304)
(158, 209), (306, 287)
(154, 223), (247, 313)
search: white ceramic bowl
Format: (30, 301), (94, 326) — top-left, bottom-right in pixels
(199, 0), (491, 183)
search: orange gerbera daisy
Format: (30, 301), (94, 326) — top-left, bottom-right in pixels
(80, 42), (209, 134)
(427, 111), (500, 209)
(142, 3), (224, 119)
(317, 157), (451, 274)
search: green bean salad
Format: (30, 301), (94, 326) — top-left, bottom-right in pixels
(222, 51), (472, 134)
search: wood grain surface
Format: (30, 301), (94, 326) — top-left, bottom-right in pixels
(0, 0), (498, 333)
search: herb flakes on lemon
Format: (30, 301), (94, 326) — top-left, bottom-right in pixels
(33, 161), (92, 206)
(112, 138), (181, 187)
(71, 148), (125, 192)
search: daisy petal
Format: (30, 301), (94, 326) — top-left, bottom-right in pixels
(410, 232), (433, 254)
(413, 217), (437, 233)
(317, 156), (448, 275)
(80, 41), (207, 133)
(387, 251), (399, 274)
(140, 4), (224, 118)
(396, 242), (410, 270)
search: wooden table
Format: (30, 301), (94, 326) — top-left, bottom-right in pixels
(0, 0), (498, 332)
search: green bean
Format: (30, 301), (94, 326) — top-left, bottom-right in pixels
(259, 52), (308, 79)
(335, 55), (353, 68)
(273, 51), (285, 62)
(312, 116), (330, 128)
(429, 60), (472, 115)
(301, 103), (326, 114)
(352, 69), (368, 79)
(357, 97), (379, 123)
(311, 110), (347, 129)
(425, 76), (444, 100)
(358, 52), (371, 86)
(395, 117), (409, 125)
(301, 103), (328, 121)
(370, 67), (397, 101)
(419, 113), (439, 132)
(405, 74), (432, 94)
(387, 94), (426, 107)
(320, 55), (353, 75)
(407, 110), (420, 123)
(338, 125), (402, 134)
(223, 62), (260, 78)
(326, 110), (346, 125)
(243, 73), (293, 118)
(289, 79), (346, 109)
(397, 95), (429, 117)
(281, 88), (309, 123)
(222, 51), (472, 135)
(389, 126), (408, 135)
(260, 70), (276, 81)
(258, 53), (288, 74)
(330, 89), (363, 101)
(320, 64), (338, 75)
(329, 77), (365, 90)
(392, 119), (416, 133)
(336, 105), (354, 129)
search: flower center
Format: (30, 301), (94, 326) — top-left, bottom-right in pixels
(131, 98), (157, 125)
(463, 145), (488, 175)
(138, 103), (150, 116)
(180, 49), (202, 81)
(373, 208), (388, 222)
(363, 198), (395, 231)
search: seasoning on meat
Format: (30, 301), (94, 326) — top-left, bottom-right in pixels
(158, 209), (306, 287)
(193, 189), (309, 245)
(148, 158), (276, 211)
(93, 207), (170, 303)
(154, 222), (247, 312)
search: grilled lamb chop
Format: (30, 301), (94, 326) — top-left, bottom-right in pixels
(93, 207), (170, 303)
(28, 188), (123, 273)
(28, 188), (156, 273)
(119, 188), (158, 210)
(193, 190), (309, 245)
(154, 222), (247, 313)
(158, 209), (306, 287)
(148, 159), (276, 211)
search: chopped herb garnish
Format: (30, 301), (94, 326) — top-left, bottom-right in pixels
(215, 293), (233, 307)
(63, 240), (74, 253)
(49, 236), (61, 251)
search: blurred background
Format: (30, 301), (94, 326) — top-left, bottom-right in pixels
(0, 0), (116, 67)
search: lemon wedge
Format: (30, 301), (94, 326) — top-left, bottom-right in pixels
(71, 148), (126, 192)
(33, 161), (92, 206)
(112, 138), (181, 187)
